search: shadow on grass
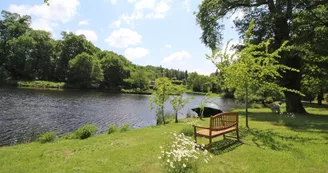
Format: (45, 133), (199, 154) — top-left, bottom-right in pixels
(238, 127), (324, 152)
(209, 139), (243, 155)
(236, 110), (328, 134)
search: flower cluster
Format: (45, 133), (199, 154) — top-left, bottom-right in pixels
(159, 132), (211, 173)
(184, 119), (200, 126)
(279, 112), (296, 119)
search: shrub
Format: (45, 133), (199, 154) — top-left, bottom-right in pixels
(120, 124), (130, 132)
(108, 124), (119, 134)
(159, 132), (211, 173)
(73, 124), (98, 139)
(180, 127), (194, 137)
(251, 103), (262, 109)
(62, 133), (75, 140)
(38, 132), (56, 144)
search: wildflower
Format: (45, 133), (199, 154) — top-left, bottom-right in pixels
(170, 162), (175, 168)
(183, 164), (186, 168)
(158, 156), (162, 159)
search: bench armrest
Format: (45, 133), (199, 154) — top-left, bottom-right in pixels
(193, 125), (210, 130)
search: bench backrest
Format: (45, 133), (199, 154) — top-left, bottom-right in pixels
(210, 112), (238, 130)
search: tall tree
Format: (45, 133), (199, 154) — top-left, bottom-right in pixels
(0, 10), (31, 79)
(208, 20), (299, 127)
(196, 0), (327, 113)
(67, 53), (103, 88)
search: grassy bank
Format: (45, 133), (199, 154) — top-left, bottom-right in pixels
(9, 80), (65, 89)
(1, 105), (328, 172)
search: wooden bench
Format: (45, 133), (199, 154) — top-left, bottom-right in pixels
(193, 112), (239, 147)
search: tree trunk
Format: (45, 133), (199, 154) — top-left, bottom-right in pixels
(271, 10), (307, 114)
(281, 55), (306, 114)
(175, 111), (178, 123)
(245, 84), (249, 128)
(318, 89), (323, 105)
(284, 91), (306, 113)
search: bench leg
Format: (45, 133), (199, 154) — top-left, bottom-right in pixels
(223, 134), (226, 139)
(194, 134), (197, 143)
(207, 137), (212, 149)
(236, 129), (240, 141)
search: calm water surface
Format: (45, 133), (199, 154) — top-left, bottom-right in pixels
(0, 88), (238, 146)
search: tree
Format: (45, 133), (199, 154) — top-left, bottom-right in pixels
(207, 20), (298, 128)
(170, 86), (193, 123)
(56, 32), (98, 81)
(7, 30), (55, 80)
(100, 52), (131, 89)
(149, 77), (173, 125)
(125, 68), (149, 90)
(196, 0), (327, 113)
(67, 53), (103, 88)
(0, 10), (31, 79)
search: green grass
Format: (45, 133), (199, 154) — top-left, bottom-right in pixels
(17, 80), (65, 89)
(1, 104), (328, 173)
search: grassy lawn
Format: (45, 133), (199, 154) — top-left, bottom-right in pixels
(1, 105), (328, 173)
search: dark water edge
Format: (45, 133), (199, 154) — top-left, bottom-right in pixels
(0, 87), (239, 146)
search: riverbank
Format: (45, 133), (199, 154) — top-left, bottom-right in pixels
(1, 105), (327, 173)
(3, 80), (215, 95)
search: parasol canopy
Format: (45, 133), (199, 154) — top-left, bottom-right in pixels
(191, 103), (223, 118)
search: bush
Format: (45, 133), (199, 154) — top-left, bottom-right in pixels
(180, 127), (194, 136)
(62, 133), (75, 140)
(251, 103), (262, 109)
(108, 124), (119, 134)
(38, 132), (56, 144)
(73, 124), (98, 139)
(120, 124), (130, 132)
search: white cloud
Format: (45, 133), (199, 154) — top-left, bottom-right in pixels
(30, 19), (58, 33)
(162, 51), (191, 63)
(111, 0), (117, 4)
(8, 0), (80, 34)
(183, 0), (190, 12)
(105, 28), (142, 48)
(116, 0), (171, 26)
(78, 20), (89, 26)
(165, 44), (172, 48)
(124, 47), (149, 60)
(111, 20), (121, 28)
(76, 29), (98, 43)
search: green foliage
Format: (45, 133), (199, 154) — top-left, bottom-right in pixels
(120, 124), (130, 132)
(125, 68), (149, 90)
(108, 124), (119, 134)
(100, 52), (131, 89)
(73, 124), (98, 140)
(251, 103), (262, 109)
(180, 127), (194, 137)
(207, 20), (300, 126)
(17, 81), (64, 89)
(198, 92), (216, 120)
(170, 85), (193, 123)
(68, 53), (103, 88)
(149, 77), (173, 125)
(62, 133), (75, 140)
(38, 132), (56, 144)
(325, 93), (328, 103)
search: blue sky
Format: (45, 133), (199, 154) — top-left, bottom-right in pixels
(0, 0), (242, 75)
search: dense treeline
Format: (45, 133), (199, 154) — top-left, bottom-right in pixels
(0, 10), (220, 93)
(196, 1), (328, 111)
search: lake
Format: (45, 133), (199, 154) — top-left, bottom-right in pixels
(0, 88), (238, 146)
